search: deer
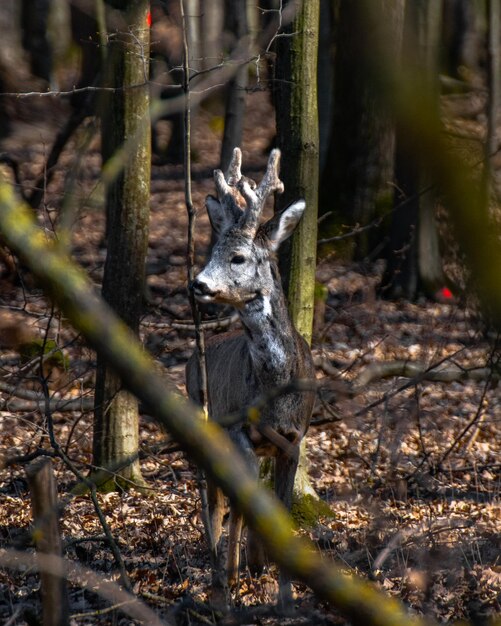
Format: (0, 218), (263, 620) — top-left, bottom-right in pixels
(185, 147), (315, 607)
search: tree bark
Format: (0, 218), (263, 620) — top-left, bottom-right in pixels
(26, 459), (69, 626)
(485, 0), (500, 182)
(442, 0), (484, 77)
(94, 0), (150, 490)
(202, 0), (224, 71)
(274, 0), (320, 512)
(275, 0), (320, 344)
(382, 0), (445, 299)
(220, 0), (249, 172)
(320, 0), (405, 259)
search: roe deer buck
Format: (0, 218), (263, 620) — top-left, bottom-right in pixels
(185, 147), (315, 605)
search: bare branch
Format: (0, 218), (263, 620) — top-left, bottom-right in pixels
(352, 360), (497, 393)
(180, 0), (213, 568)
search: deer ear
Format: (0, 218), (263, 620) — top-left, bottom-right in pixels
(205, 195), (229, 235)
(261, 199), (306, 251)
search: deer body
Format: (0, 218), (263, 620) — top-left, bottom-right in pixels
(185, 148), (315, 604)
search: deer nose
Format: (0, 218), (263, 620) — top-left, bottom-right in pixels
(191, 278), (217, 298)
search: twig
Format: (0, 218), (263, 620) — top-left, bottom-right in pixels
(187, 608), (217, 625)
(170, 311), (239, 331)
(447, 462), (501, 473)
(75, 3), (299, 191)
(180, 0), (213, 559)
(464, 408), (487, 452)
(141, 591), (175, 606)
(4, 448), (57, 467)
(0, 380), (94, 413)
(314, 390), (343, 425)
(371, 518), (475, 575)
(313, 354), (343, 378)
(71, 600), (137, 620)
(63, 534), (108, 550)
(2, 608), (22, 626)
(27, 105), (91, 209)
(142, 313), (238, 332)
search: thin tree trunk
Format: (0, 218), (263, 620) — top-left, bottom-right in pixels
(94, 0), (150, 490)
(26, 459), (69, 626)
(320, 0), (404, 259)
(220, 0), (249, 172)
(485, 0), (500, 182)
(185, 0), (201, 71)
(382, 0), (445, 299)
(417, 0), (446, 295)
(202, 0), (224, 70)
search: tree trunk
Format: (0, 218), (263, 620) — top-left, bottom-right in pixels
(318, 0), (335, 175)
(184, 0), (201, 72)
(220, 0), (249, 172)
(275, 0), (320, 344)
(94, 0), (150, 491)
(382, 0), (445, 299)
(320, 0), (404, 259)
(21, 0), (52, 84)
(26, 459), (69, 626)
(485, 0), (500, 182)
(274, 0), (321, 514)
(202, 0), (224, 71)
(442, 0), (485, 77)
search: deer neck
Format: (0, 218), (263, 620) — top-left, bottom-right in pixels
(238, 275), (296, 380)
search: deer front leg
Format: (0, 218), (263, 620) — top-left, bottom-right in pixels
(225, 428), (258, 590)
(207, 482), (229, 608)
(227, 509), (244, 587)
(208, 481), (225, 548)
(246, 525), (267, 577)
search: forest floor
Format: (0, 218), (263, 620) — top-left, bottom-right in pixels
(0, 87), (500, 626)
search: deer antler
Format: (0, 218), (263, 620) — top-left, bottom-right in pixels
(256, 149), (284, 201)
(213, 148), (246, 222)
(238, 149), (284, 235)
(225, 147), (243, 186)
(212, 148), (284, 234)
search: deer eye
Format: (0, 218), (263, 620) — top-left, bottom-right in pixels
(231, 254), (246, 265)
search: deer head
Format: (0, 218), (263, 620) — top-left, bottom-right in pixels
(192, 148), (305, 307)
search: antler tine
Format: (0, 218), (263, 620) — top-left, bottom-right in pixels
(237, 149), (284, 235)
(256, 148), (284, 201)
(225, 147), (243, 186)
(213, 169), (243, 222)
